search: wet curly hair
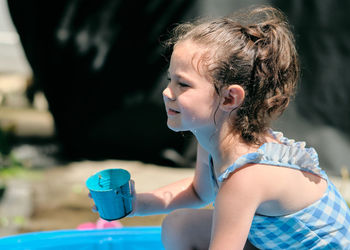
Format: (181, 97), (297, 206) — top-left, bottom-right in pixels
(166, 6), (300, 144)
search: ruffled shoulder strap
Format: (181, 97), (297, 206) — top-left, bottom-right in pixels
(218, 130), (327, 182)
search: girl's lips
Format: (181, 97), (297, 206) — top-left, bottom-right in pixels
(167, 108), (180, 115)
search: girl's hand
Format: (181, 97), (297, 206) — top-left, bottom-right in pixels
(127, 179), (138, 217)
(88, 192), (98, 213)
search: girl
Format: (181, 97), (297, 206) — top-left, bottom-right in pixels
(97, 6), (350, 249)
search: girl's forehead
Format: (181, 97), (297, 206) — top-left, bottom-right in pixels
(170, 40), (211, 75)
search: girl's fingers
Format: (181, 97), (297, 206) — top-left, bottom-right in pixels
(92, 205), (98, 213)
(88, 193), (98, 212)
(127, 179), (137, 217)
(130, 179), (135, 196)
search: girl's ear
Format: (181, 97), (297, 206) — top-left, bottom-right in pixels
(220, 85), (245, 112)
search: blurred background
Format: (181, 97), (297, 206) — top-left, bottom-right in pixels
(0, 0), (349, 237)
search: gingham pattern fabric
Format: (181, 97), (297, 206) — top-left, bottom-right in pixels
(210, 130), (350, 249)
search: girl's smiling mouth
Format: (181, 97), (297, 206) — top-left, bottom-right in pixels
(167, 108), (180, 115)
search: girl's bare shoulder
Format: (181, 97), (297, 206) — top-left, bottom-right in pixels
(223, 163), (328, 216)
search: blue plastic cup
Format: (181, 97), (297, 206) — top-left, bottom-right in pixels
(86, 168), (133, 221)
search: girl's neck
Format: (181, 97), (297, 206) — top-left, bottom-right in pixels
(194, 122), (274, 177)
(194, 121), (260, 175)
(213, 133), (262, 176)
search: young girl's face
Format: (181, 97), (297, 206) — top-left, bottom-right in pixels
(163, 40), (219, 133)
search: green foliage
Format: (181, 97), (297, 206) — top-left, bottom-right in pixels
(0, 216), (27, 227)
(0, 126), (24, 179)
(0, 152), (24, 179)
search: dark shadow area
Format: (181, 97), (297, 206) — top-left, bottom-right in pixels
(271, 0), (350, 175)
(273, 0), (350, 135)
(7, 0), (199, 167)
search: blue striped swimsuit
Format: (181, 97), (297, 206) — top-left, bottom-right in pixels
(210, 130), (350, 249)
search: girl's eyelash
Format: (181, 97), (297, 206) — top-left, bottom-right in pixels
(178, 82), (189, 87)
(166, 77), (189, 87)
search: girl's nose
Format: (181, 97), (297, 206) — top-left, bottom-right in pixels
(163, 86), (175, 101)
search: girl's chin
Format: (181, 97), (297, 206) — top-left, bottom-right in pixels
(167, 123), (186, 133)
(167, 126), (182, 132)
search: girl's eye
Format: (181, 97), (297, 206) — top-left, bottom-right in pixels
(178, 82), (189, 88)
(166, 76), (189, 88)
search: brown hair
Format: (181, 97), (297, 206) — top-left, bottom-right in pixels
(166, 6), (299, 144)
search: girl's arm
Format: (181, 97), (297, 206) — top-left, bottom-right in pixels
(132, 143), (215, 216)
(209, 165), (264, 250)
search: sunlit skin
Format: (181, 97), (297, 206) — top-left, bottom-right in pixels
(163, 41), (219, 136)
(162, 40), (262, 174)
